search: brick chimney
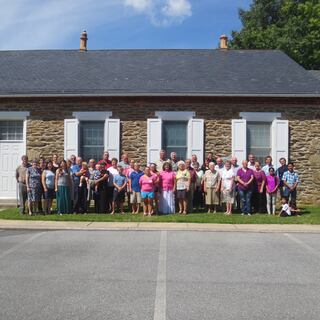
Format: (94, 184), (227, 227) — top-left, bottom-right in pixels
(219, 34), (228, 49)
(80, 31), (88, 51)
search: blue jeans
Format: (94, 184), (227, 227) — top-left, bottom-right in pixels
(239, 190), (253, 214)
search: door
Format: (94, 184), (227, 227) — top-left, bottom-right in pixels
(0, 120), (24, 199)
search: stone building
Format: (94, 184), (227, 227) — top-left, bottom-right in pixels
(0, 33), (319, 203)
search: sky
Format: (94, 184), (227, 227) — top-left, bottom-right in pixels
(0, 0), (252, 50)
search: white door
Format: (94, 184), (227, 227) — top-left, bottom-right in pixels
(0, 142), (24, 199)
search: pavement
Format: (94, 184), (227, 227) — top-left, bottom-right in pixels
(0, 219), (320, 233)
(0, 229), (319, 320)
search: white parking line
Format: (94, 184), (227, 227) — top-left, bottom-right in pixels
(0, 231), (46, 259)
(154, 230), (167, 320)
(284, 233), (319, 256)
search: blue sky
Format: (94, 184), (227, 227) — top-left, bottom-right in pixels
(0, 0), (252, 50)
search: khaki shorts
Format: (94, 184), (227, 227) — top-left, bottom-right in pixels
(130, 191), (141, 204)
(205, 189), (219, 205)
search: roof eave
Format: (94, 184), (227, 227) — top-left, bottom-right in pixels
(0, 92), (319, 98)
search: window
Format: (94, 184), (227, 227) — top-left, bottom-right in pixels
(247, 122), (271, 163)
(0, 121), (23, 141)
(162, 121), (187, 160)
(80, 121), (104, 161)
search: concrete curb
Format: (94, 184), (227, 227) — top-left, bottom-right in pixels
(0, 219), (320, 233)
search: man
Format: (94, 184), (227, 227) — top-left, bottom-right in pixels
(119, 153), (130, 169)
(248, 154), (256, 171)
(262, 156), (274, 176)
(15, 155), (30, 215)
(276, 157), (288, 198)
(215, 157), (224, 174)
(282, 162), (299, 209)
(237, 160), (255, 216)
(155, 150), (167, 172)
(169, 152), (178, 172)
(185, 159), (196, 213)
(129, 162), (144, 214)
(98, 151), (112, 170)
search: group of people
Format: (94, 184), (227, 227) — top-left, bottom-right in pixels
(15, 150), (299, 217)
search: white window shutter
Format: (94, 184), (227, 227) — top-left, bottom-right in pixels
(272, 119), (289, 169)
(104, 119), (120, 160)
(147, 118), (162, 165)
(64, 119), (79, 159)
(232, 119), (247, 164)
(187, 119), (204, 165)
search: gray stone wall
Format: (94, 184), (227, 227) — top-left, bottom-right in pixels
(0, 98), (319, 204)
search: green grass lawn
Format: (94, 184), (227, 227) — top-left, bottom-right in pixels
(0, 206), (320, 224)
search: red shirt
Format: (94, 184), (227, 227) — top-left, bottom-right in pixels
(97, 159), (112, 171)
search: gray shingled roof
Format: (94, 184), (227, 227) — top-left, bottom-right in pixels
(0, 49), (319, 96)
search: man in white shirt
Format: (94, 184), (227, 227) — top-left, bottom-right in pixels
(248, 154), (256, 171)
(155, 150), (167, 172)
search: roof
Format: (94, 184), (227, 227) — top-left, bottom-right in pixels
(309, 70), (320, 81)
(0, 49), (319, 97)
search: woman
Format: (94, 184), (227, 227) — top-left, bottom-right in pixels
(201, 158), (210, 173)
(52, 154), (60, 173)
(193, 163), (204, 211)
(175, 161), (190, 215)
(266, 167), (279, 215)
(26, 159), (42, 216)
(150, 163), (160, 214)
(237, 160), (255, 216)
(55, 160), (72, 215)
(252, 161), (266, 213)
(203, 162), (221, 214)
(41, 160), (56, 214)
(159, 162), (176, 214)
(139, 166), (157, 216)
(221, 160), (235, 215)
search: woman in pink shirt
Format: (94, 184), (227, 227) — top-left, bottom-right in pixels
(266, 167), (279, 215)
(159, 162), (176, 214)
(139, 166), (157, 216)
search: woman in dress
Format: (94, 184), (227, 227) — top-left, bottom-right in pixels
(175, 161), (191, 215)
(41, 160), (56, 214)
(150, 163), (160, 214)
(26, 159), (42, 216)
(159, 162), (176, 214)
(193, 162), (204, 211)
(252, 161), (266, 213)
(55, 160), (72, 215)
(221, 160), (235, 215)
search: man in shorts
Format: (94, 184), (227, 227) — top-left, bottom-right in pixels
(129, 163), (144, 214)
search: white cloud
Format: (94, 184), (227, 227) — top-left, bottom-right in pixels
(124, 0), (192, 26)
(124, 0), (151, 12)
(162, 0), (192, 18)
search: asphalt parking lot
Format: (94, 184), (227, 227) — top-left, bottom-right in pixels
(0, 229), (319, 320)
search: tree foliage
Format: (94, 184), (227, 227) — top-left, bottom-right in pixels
(230, 0), (320, 69)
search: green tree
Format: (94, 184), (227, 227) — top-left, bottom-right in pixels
(230, 0), (320, 69)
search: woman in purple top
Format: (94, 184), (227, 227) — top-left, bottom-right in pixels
(266, 167), (279, 215)
(252, 161), (266, 213)
(237, 160), (254, 215)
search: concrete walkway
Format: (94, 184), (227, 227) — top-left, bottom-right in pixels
(0, 219), (320, 233)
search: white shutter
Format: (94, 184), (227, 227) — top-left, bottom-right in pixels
(272, 119), (289, 169)
(232, 119), (247, 164)
(147, 118), (162, 165)
(64, 119), (79, 159)
(104, 119), (120, 160)
(187, 119), (204, 165)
